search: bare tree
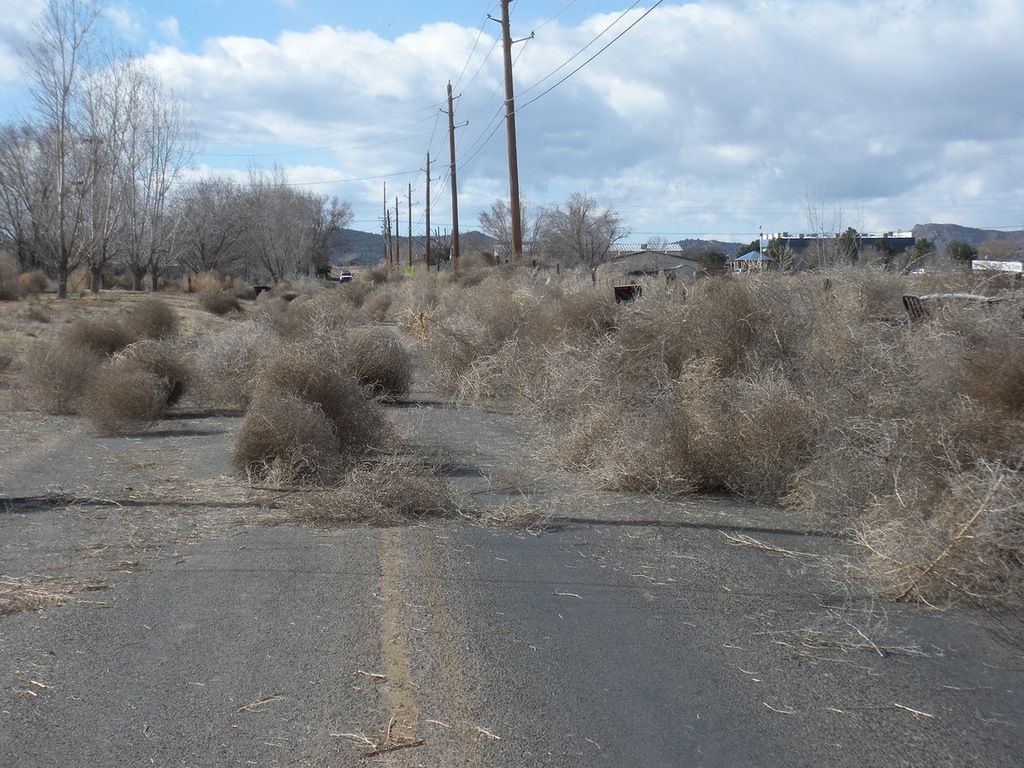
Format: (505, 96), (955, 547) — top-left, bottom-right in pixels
(244, 168), (348, 283)
(79, 54), (135, 292)
(0, 124), (53, 271)
(537, 192), (626, 269)
(174, 176), (248, 279)
(804, 189), (845, 269)
(20, 0), (103, 297)
(479, 197), (543, 264)
(309, 195), (353, 276)
(116, 61), (194, 290)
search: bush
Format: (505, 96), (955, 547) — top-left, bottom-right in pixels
(343, 327), (412, 399)
(853, 463), (1024, 610)
(23, 343), (102, 413)
(79, 358), (170, 435)
(421, 267), (1024, 608)
(256, 339), (390, 455)
(0, 254), (21, 300)
(361, 290), (393, 321)
(198, 290), (242, 316)
(61, 318), (132, 356)
(190, 320), (280, 408)
(192, 271), (230, 294)
(233, 392), (341, 483)
(18, 270), (49, 295)
(120, 339), (192, 406)
(122, 297), (179, 340)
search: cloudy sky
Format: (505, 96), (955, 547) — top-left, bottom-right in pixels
(2, 0), (1023, 242)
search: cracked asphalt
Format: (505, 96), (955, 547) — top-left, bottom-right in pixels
(1, 395), (1022, 767)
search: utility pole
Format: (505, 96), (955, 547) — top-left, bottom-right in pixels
(382, 182), (388, 265)
(447, 81), (461, 269)
(500, 0), (524, 265)
(407, 182), (413, 268)
(425, 153), (431, 271)
(394, 196), (400, 265)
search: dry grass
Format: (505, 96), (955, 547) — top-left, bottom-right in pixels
(78, 358), (170, 434)
(23, 302), (50, 323)
(287, 456), (454, 524)
(0, 576), (68, 614)
(122, 297), (180, 340)
(198, 290), (243, 316)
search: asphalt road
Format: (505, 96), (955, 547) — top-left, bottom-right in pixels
(2, 400), (1023, 767)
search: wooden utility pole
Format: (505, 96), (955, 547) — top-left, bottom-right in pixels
(446, 81), (461, 268)
(425, 153), (431, 270)
(394, 196), (400, 265)
(407, 183), (413, 268)
(383, 182), (389, 264)
(500, 0), (524, 264)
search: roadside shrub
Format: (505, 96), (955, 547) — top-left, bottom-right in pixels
(361, 290), (392, 321)
(853, 462), (1024, 610)
(119, 339), (192, 405)
(122, 297), (179, 340)
(190, 320), (279, 408)
(79, 358), (170, 435)
(343, 327), (412, 399)
(256, 339), (390, 455)
(266, 290), (355, 340)
(23, 343), (102, 413)
(18, 270), (49, 295)
(198, 290), (243, 316)
(233, 392), (340, 483)
(61, 318), (132, 356)
(0, 254), (21, 300)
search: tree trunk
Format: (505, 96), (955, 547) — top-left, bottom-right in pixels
(90, 265), (102, 294)
(132, 269), (146, 291)
(150, 266), (159, 293)
(57, 264), (68, 300)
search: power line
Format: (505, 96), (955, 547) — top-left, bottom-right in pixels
(452, 2), (500, 92)
(533, 0), (580, 33)
(518, 0), (645, 99)
(518, 1), (666, 112)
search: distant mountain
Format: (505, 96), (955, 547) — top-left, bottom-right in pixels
(912, 223), (1024, 255)
(328, 228), (497, 265)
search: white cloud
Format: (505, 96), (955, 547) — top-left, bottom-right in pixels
(0, 0), (43, 82)
(136, 1), (1024, 236)
(104, 6), (145, 40)
(158, 16), (182, 44)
